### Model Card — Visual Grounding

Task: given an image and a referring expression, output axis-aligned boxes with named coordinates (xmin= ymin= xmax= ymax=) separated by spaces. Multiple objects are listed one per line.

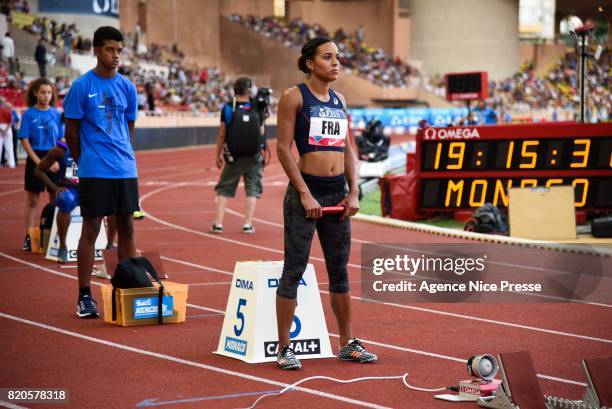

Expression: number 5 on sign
xmin=234 ymin=299 xmax=247 ymax=336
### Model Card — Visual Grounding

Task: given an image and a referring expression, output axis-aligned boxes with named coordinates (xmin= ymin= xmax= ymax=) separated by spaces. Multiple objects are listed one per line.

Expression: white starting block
xmin=45 ymin=206 xmax=107 ymax=262
xmin=215 ymin=261 xmax=335 ymax=363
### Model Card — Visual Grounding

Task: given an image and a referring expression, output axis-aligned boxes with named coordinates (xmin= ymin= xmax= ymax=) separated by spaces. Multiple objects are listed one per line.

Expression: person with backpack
xmin=211 ymin=77 xmax=268 ymax=234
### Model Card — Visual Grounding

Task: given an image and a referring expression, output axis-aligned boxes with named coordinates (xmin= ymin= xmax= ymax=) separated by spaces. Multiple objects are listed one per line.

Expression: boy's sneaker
xmin=22 ymin=235 xmax=31 ymax=252
xmin=242 ymin=224 xmax=255 ymax=234
xmin=277 ymin=346 xmax=302 ymax=370
xmin=339 ymin=339 xmax=377 ymax=363
xmin=210 ymin=224 xmax=223 ymax=234
xmin=76 ymin=295 xmax=100 ymax=319
xmin=57 ymin=247 xmax=68 ymax=263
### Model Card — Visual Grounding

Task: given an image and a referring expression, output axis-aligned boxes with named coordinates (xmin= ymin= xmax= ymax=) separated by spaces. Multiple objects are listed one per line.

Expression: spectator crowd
xmin=484 ymin=50 xmax=610 ymax=122
xmin=229 ymin=14 xmax=421 ymax=88
xmin=0 ymin=3 xmax=608 ymax=121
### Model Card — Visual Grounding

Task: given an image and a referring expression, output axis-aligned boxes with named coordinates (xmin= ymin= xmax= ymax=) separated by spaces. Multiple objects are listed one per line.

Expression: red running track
xmin=0 ymin=143 xmax=611 ymax=409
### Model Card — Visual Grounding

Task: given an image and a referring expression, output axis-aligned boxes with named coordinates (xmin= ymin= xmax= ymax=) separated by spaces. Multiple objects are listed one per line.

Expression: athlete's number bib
xmin=308 ymin=106 xmax=348 ymax=147
xmin=65 ymin=159 xmax=79 ymax=183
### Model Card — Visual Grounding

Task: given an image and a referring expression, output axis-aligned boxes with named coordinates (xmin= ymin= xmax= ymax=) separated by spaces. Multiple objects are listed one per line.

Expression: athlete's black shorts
xmin=24 ymin=150 xmax=62 ymax=193
xmin=79 ymin=177 xmax=140 ymax=218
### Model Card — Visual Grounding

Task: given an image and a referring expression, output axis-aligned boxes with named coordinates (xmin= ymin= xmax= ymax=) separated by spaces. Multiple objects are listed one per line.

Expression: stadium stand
xmin=0 ymin=3 xmax=607 ymax=121
xmin=229 ymin=14 xmax=422 ymax=89
xmin=486 ymin=51 xmax=610 ymax=122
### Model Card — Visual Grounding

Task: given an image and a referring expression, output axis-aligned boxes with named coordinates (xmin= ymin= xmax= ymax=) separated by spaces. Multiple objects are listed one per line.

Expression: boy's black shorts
xmin=25 ymin=150 xmax=62 ymax=193
xmin=79 ymin=177 xmax=140 ymax=218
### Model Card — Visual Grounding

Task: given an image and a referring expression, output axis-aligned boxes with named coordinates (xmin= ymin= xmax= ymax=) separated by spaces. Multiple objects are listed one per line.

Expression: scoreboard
xmin=415 ymin=122 xmax=612 ymax=211
xmin=444 ymin=71 xmax=488 ymax=101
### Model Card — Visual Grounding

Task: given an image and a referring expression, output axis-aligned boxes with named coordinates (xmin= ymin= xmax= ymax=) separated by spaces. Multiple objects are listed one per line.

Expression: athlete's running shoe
xmin=210 ymin=224 xmax=223 ymax=234
xmin=242 ymin=224 xmax=255 ymax=234
xmin=57 ymin=247 xmax=68 ymax=263
xmin=339 ymin=339 xmax=377 ymax=363
xmin=277 ymin=346 xmax=302 ymax=370
xmin=22 ymin=235 xmax=31 ymax=252
xmin=76 ymin=295 xmax=100 ymax=319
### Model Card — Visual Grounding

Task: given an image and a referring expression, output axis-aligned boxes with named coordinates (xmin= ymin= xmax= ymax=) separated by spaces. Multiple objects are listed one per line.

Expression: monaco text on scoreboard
xmin=415 ymin=122 xmax=612 ymax=211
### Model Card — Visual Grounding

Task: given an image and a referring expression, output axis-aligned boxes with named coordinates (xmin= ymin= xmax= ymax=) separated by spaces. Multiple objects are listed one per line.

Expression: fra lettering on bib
xmin=308 ymin=106 xmax=348 ymax=147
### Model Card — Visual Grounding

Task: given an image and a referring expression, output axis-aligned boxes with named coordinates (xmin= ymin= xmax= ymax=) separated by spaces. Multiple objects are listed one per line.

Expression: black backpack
xmin=40 ymin=203 xmax=55 ymax=231
xmin=111 ymin=256 xmax=165 ymax=324
xmin=224 ymin=99 xmax=262 ymax=157
xmin=39 ymin=203 xmax=56 ymax=250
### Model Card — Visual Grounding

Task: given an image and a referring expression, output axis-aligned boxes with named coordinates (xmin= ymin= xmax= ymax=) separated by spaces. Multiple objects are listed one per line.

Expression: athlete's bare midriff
xmin=298 ymin=151 xmax=344 ymax=177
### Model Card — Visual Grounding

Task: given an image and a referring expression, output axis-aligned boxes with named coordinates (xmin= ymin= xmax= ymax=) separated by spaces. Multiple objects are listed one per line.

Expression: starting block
xmin=478 ymin=351 xmax=548 ymax=409
xmin=478 ymin=352 xmax=611 ymax=409
xmin=546 ymin=357 xmax=612 ymax=409
xmin=45 ymin=206 xmax=107 ymax=262
xmin=215 ymin=261 xmax=334 ymax=363
xmin=581 ymin=357 xmax=612 ymax=408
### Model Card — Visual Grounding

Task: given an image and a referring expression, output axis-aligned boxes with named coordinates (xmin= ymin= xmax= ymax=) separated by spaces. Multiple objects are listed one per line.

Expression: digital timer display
xmin=416 ymin=123 xmax=612 ymax=210
xmin=422 ymin=138 xmax=612 ymax=171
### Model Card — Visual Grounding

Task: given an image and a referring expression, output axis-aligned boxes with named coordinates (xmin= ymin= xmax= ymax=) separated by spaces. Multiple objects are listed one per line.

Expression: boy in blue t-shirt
xmin=63 ymin=26 xmax=139 ymax=319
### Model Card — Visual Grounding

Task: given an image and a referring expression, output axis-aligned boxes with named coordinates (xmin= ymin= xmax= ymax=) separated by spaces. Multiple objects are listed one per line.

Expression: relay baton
xmin=321 ymin=206 xmax=346 ymax=214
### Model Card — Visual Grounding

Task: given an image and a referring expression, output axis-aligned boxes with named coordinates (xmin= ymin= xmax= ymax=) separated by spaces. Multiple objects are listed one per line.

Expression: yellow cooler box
xmin=101 ymin=281 xmax=188 ymax=326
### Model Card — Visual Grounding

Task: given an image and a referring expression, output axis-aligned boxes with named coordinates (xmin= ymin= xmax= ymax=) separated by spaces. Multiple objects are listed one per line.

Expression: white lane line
xmin=142 ymin=182 xmax=612 ymax=304
xmin=223 ymin=207 xmax=371 ymax=245
xmin=326 ymin=333 xmax=587 ymax=387
xmin=225 ymin=209 xmax=612 ymax=303
xmin=187 ymin=280 xmax=366 ymax=287
xmin=0 ymin=253 xmax=226 ymax=316
xmin=324 ymin=289 xmax=612 ymax=345
xmin=6 ymin=251 xmax=610 ymax=346
xmin=160 ymin=255 xmax=234 ymax=276
xmin=140 ymin=184 xmax=362 ymax=269
xmin=0 ymin=312 xmax=391 ymax=409
xmin=186 ymin=304 xmax=225 ymax=314
xmin=0 ymin=252 xmax=593 ymax=387
xmin=0 ymin=400 xmax=30 ymax=409
xmin=142 ymin=181 xmax=287 ymax=188
xmin=140 ymin=159 xmax=284 ymax=183
xmin=189 ymin=281 xmax=233 ymax=286
xmin=0 ymin=188 xmax=23 ymax=197
xmin=142 ymin=188 xmax=612 ymax=341
xmin=158 ymin=254 xmax=612 ymax=346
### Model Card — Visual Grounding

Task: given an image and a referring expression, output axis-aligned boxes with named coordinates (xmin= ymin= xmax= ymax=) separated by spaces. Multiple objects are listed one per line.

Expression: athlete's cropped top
xmin=294 ymin=83 xmax=347 ymax=156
